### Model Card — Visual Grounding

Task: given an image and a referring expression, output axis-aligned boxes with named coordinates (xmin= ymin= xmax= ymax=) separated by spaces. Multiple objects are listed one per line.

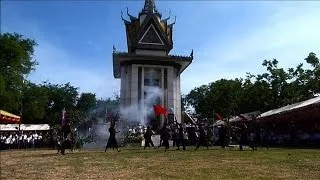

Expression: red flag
xmin=215 ymin=113 xmax=223 ymax=120
xmin=153 ymin=105 xmax=167 ymax=116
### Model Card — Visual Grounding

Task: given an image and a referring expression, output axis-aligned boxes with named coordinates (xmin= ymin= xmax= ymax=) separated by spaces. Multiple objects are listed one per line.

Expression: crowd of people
xmin=121 ymin=119 xmax=320 ymax=151
xmin=2 ymin=118 xmax=319 ymax=153
xmin=259 ymin=129 xmax=320 ymax=146
xmin=121 ymin=121 xmax=259 ymax=151
xmin=0 ymin=131 xmax=54 ymax=150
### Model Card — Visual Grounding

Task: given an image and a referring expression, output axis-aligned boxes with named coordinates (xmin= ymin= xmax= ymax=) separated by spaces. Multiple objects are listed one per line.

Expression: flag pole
xmin=212 ymin=109 xmax=215 ymax=139
xmin=62 ymin=107 xmax=66 ymax=126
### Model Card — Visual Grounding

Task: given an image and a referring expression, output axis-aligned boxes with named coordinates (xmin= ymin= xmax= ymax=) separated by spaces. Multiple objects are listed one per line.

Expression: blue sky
xmin=1 ymin=1 xmax=320 ymax=98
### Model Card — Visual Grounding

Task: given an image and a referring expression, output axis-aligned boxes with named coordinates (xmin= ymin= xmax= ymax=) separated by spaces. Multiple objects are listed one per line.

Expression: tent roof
xmin=260 ymin=96 xmax=320 ymax=118
xmin=0 ymin=110 xmax=20 ymax=119
xmin=213 ymin=120 xmax=226 ymax=126
xmin=0 ymin=124 xmax=50 ymax=131
xmin=229 ymin=111 xmax=262 ymax=123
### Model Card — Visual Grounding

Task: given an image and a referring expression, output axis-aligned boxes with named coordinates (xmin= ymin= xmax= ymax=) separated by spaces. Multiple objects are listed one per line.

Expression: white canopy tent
xmin=228 ymin=111 xmax=262 ymax=123
xmin=0 ymin=124 xmax=50 ymax=131
xmin=259 ymin=96 xmax=320 ymax=118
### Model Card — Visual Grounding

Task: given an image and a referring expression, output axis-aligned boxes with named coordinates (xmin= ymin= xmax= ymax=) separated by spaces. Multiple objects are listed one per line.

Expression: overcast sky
xmin=1 ymin=1 xmax=320 ymax=98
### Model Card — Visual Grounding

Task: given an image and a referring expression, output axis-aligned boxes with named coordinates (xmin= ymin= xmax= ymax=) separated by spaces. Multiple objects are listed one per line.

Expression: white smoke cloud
xmin=76 ymin=85 xmax=164 ymax=149
xmin=120 ymin=86 xmax=163 ymax=126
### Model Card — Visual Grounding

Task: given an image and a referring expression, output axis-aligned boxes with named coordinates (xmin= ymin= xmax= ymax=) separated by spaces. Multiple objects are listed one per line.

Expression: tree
xmin=208 ymin=78 xmax=244 ymax=118
xmin=186 ymin=79 xmax=244 ymax=118
xmin=0 ymin=32 xmax=38 ymax=113
xmin=304 ymin=52 xmax=320 ymax=96
xmin=77 ymin=93 xmax=97 ymax=112
xmin=21 ymin=81 xmax=49 ymax=123
xmin=41 ymin=82 xmax=79 ymax=125
xmin=181 ymin=94 xmax=187 ymax=112
xmin=186 ymin=52 xmax=320 ymax=118
xmin=43 ymin=82 xmax=79 ymax=112
xmin=186 ymin=85 xmax=210 ymax=118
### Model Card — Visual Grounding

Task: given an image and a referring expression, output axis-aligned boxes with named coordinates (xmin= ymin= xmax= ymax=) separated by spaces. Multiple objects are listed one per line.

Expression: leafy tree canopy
xmin=186 ymin=52 xmax=320 ymax=119
xmin=0 ymin=32 xmax=38 ymax=114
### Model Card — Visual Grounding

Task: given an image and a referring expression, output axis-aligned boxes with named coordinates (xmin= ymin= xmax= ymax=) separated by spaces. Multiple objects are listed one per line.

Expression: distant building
xmin=112 ymin=0 xmax=193 ymax=129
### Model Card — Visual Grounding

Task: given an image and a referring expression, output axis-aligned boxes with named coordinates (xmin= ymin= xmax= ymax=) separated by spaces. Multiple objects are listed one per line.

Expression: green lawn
xmin=1 ymin=147 xmax=320 ymax=180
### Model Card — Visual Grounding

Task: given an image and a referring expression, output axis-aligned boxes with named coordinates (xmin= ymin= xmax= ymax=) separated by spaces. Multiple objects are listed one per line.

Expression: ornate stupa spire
xmin=140 ymin=0 xmax=161 ymax=18
xmin=143 ymin=0 xmax=155 ymax=13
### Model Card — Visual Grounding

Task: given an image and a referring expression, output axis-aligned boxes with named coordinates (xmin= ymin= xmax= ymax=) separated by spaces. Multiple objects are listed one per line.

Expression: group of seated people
xmin=262 ymin=129 xmax=320 ymax=146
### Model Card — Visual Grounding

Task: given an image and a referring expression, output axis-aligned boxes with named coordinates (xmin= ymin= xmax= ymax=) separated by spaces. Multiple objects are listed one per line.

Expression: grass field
xmin=1 ymin=147 xmax=320 ymax=180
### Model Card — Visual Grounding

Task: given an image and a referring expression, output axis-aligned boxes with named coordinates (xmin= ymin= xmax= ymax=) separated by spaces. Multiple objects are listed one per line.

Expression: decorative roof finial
xmin=121 ymin=11 xmax=130 ymax=24
xmin=113 ymin=44 xmax=117 ymax=53
xmin=141 ymin=0 xmax=161 ymax=17
xmin=162 ymin=10 xmax=171 ymax=22
xmin=168 ymin=16 xmax=176 ymax=27
xmin=143 ymin=0 xmax=156 ymax=13
xmin=190 ymin=49 xmax=194 ymax=58
xmin=126 ymin=7 xmax=138 ymax=21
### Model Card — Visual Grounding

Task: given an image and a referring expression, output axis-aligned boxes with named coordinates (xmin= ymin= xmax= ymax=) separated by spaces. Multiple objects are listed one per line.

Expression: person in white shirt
xmin=11 ymin=136 xmax=15 ymax=144
xmin=5 ymin=135 xmax=11 ymax=149
xmin=27 ymin=134 xmax=32 ymax=148
xmin=23 ymin=134 xmax=27 ymax=148
xmin=33 ymin=133 xmax=39 ymax=147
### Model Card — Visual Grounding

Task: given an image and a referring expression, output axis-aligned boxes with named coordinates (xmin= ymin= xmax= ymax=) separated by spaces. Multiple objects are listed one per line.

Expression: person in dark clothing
xmin=219 ymin=125 xmax=228 ymax=148
xmin=172 ymin=127 xmax=179 ymax=149
xmin=195 ymin=125 xmax=209 ymax=150
xmin=258 ymin=129 xmax=269 ymax=150
xmin=239 ymin=124 xmax=248 ymax=151
xmin=105 ymin=121 xmax=120 ymax=152
xmin=160 ymin=124 xmax=170 ymax=151
xmin=144 ymin=126 xmax=156 ymax=149
xmin=177 ymin=124 xmax=186 ymax=150
xmin=58 ymin=123 xmax=73 ymax=155
xmin=62 ymin=123 xmax=72 ymax=139
xmin=253 ymin=127 xmax=261 ymax=150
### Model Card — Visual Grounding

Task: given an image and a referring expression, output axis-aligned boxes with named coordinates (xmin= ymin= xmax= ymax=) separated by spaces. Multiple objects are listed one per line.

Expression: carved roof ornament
xmin=126 ymin=7 xmax=138 ymax=21
xmin=168 ymin=16 xmax=176 ymax=27
xmin=190 ymin=49 xmax=194 ymax=58
xmin=121 ymin=11 xmax=130 ymax=24
xmin=161 ymin=10 xmax=171 ymax=22
xmin=113 ymin=45 xmax=117 ymax=53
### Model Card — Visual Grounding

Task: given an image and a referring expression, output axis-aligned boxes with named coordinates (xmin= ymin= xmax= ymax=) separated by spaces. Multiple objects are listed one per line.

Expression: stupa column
xmin=131 ymin=65 xmax=139 ymax=119
xmin=141 ymin=66 xmax=145 ymax=124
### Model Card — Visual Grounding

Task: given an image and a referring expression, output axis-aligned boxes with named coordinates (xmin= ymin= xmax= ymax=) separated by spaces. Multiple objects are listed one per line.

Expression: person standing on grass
xmin=144 ymin=126 xmax=156 ymax=150
xmin=160 ymin=124 xmax=170 ymax=152
xmin=176 ymin=124 xmax=186 ymax=150
xmin=239 ymin=123 xmax=248 ymax=151
xmin=105 ymin=120 xmax=120 ymax=152
xmin=171 ymin=124 xmax=179 ymax=149
xmin=183 ymin=128 xmax=189 ymax=148
xmin=195 ymin=125 xmax=209 ymax=150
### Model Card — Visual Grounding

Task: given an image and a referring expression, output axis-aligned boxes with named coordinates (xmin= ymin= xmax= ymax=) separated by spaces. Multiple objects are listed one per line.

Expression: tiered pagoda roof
xmin=121 ymin=0 xmax=176 ymax=54
xmin=112 ymin=0 xmax=193 ymax=78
